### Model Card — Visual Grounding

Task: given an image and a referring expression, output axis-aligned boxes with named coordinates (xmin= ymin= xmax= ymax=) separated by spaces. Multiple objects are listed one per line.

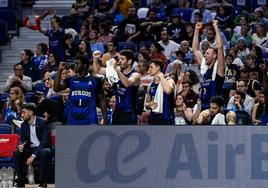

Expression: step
xmin=35 ymin=1 xmax=74 ymax=4
xmin=33 ymin=4 xmax=71 ymax=8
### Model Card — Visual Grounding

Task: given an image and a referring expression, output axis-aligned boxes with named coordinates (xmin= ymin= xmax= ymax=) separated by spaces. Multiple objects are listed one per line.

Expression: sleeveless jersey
xmin=148 ymin=82 xmax=174 ymax=123
xmin=114 ymin=70 xmax=139 ymax=113
xmin=67 ymin=75 xmax=101 ymax=125
xmin=200 ymin=65 xmax=224 ymax=109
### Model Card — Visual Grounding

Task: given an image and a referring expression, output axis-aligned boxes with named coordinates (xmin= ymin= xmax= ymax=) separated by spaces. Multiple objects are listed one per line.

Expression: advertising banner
xmin=56 ymin=126 xmax=268 ymax=188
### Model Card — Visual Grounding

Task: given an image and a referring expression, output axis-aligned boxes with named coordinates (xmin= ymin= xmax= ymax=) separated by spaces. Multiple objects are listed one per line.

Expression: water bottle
xmin=27 ymin=165 xmax=35 ymax=184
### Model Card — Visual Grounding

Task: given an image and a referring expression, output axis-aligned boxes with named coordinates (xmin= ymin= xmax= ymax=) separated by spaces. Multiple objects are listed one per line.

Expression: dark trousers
xmin=13 ymin=147 xmax=51 ymax=183
xmin=112 ymin=109 xmax=137 ymax=125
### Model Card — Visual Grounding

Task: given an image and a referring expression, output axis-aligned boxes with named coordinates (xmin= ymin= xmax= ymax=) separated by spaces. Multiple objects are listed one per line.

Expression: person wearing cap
xmin=254 ymin=7 xmax=268 ymax=30
xmin=236 ymin=37 xmax=250 ymax=63
xmin=13 ymin=103 xmax=51 ymax=188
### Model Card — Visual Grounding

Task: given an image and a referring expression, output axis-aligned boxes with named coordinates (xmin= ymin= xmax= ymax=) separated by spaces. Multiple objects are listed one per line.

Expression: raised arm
xmin=213 ymin=20 xmax=225 ymax=77
xmin=192 ymin=22 xmax=204 ymax=65
xmin=115 ymin=68 xmax=140 ymax=87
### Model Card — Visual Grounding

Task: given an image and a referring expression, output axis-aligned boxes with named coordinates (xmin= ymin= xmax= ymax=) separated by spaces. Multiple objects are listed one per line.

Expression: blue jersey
xmin=114 ymin=70 xmax=138 ymax=113
xmin=67 ymin=75 xmax=102 ymax=125
xmin=47 ymin=28 xmax=65 ymax=60
xmin=148 ymin=82 xmax=174 ymax=124
xmin=200 ymin=66 xmax=224 ymax=109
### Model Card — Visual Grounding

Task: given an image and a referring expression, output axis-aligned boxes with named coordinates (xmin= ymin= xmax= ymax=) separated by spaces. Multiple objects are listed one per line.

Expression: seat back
xmin=0 ymin=134 xmax=20 ymax=157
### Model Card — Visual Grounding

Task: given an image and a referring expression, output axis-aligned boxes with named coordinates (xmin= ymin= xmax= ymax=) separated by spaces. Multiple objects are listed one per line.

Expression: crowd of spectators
xmin=1 ymin=0 xmax=268 ymax=127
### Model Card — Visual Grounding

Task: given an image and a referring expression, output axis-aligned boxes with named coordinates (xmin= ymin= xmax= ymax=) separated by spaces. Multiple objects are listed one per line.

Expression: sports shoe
xmin=12 ymin=119 xmax=23 ymax=128
xmin=12 ymin=182 xmax=25 ymax=188
xmin=37 ymin=183 xmax=47 ymax=188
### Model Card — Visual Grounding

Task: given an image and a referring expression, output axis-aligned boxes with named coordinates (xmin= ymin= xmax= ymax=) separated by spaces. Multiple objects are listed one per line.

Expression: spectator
xmin=0 ymin=87 xmax=25 ymax=132
xmin=192 ymin=21 xmax=225 ymax=109
xmin=78 ymin=39 xmax=92 ymax=60
xmin=245 ymin=54 xmax=263 ymax=82
xmin=4 ymin=63 xmax=32 ymax=92
xmin=235 ymin=37 xmax=251 ymax=63
xmin=190 ymin=0 xmax=212 ymax=24
xmin=140 ymin=8 xmax=164 ymax=42
xmin=62 ymin=0 xmax=90 ymax=31
xmin=89 ymin=30 xmax=105 ymax=54
xmin=233 ymin=15 xmax=252 ymax=34
xmin=13 ymin=103 xmax=52 ymax=188
xmin=150 ymin=42 xmax=168 ymax=70
xmin=225 ymin=54 xmax=240 ymax=83
xmin=228 ymin=47 xmax=244 ymax=70
xmin=39 ymin=16 xmax=66 ymax=61
xmin=184 ymin=23 xmax=195 ymax=46
xmin=36 ymin=98 xmax=64 ymax=133
xmin=19 ymin=49 xmax=39 ymax=82
xmin=32 ymin=43 xmax=48 ymax=76
xmin=174 ymin=94 xmax=192 ymax=125
xmin=183 ymin=70 xmax=201 ymax=93
xmin=110 ymin=0 xmax=133 ymax=19
xmin=253 ymin=7 xmax=268 ymax=30
xmin=102 ymin=40 xmax=120 ymax=67
xmin=229 ymin=90 xmax=252 ymax=125
xmin=64 ymin=33 xmax=80 ymax=63
xmin=148 ymin=0 xmax=167 ymax=21
xmin=145 ymin=59 xmax=175 ymax=125
xmin=116 ymin=6 xmax=141 ymax=42
xmin=215 ymin=5 xmax=232 ymax=34
xmin=252 ymin=21 xmax=268 ymax=53
xmin=78 ymin=22 xmax=90 ymax=41
xmin=171 ymin=0 xmax=193 ymax=22
xmin=167 ymin=14 xmax=187 ymax=44
xmin=252 ymin=91 xmax=266 ymax=125
xmin=227 ymin=80 xmax=254 ymax=115
xmin=97 ymin=22 xmax=114 ymax=46
xmin=179 ymin=79 xmax=199 ymax=108
xmin=159 ymin=29 xmax=180 ymax=61
xmin=197 ymin=96 xmax=226 ymax=125
xmin=231 ymin=24 xmax=252 ymax=48
xmin=42 ymin=52 xmax=60 ymax=76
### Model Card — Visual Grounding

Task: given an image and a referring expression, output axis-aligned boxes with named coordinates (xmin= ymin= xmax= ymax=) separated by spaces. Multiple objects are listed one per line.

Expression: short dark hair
xmin=13 ymin=63 xmax=22 ymax=70
xmin=210 ymin=96 xmax=225 ymax=108
xmin=235 ymin=90 xmax=246 ymax=101
xmin=150 ymin=59 xmax=164 ymax=72
xmin=120 ymin=49 xmax=136 ymax=66
xmin=21 ymin=103 xmax=37 ymax=114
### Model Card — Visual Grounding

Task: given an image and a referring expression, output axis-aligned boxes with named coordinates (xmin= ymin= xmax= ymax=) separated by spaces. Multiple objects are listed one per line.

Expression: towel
xmin=106 ymin=58 xmax=119 ymax=85
xmin=200 ymin=58 xmax=218 ymax=81
xmin=152 ymin=83 xmax=163 ymax=113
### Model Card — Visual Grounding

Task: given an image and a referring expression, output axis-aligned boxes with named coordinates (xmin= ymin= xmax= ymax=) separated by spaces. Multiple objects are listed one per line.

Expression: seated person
xmin=13 ymin=103 xmax=52 ymax=188
xmin=4 ymin=63 xmax=32 ymax=93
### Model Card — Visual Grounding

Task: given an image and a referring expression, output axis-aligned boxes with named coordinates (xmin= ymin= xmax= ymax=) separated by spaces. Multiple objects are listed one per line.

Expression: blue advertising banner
xmin=56 ymin=126 xmax=268 ymax=188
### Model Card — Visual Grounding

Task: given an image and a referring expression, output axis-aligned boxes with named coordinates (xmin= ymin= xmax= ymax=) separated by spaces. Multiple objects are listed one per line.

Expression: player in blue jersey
xmin=192 ymin=20 xmax=225 ymax=109
xmin=58 ymin=55 xmax=107 ymax=125
xmin=93 ymin=49 xmax=140 ymax=124
xmin=145 ymin=59 xmax=175 ymax=125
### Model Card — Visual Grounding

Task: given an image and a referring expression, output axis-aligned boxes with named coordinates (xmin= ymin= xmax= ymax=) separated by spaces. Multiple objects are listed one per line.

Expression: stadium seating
xmin=117 ymin=42 xmax=137 ymax=53
xmin=0 ymin=9 xmax=17 ymax=31
xmin=0 ymin=124 xmax=11 ymax=134
xmin=0 ymin=20 xmax=8 ymax=44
